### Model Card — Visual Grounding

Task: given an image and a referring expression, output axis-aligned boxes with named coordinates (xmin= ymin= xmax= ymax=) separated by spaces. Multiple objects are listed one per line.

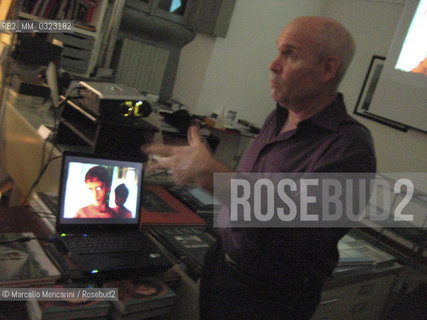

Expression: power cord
xmin=145 ymin=170 xmax=169 ymax=178
xmin=40 ymin=130 xmax=55 ymax=173
xmin=21 ymin=155 xmax=63 ymax=205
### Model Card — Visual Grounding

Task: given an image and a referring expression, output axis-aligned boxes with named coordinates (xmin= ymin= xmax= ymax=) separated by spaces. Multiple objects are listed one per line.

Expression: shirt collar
xmin=275 ymin=93 xmax=348 ymax=133
xmin=308 ymin=93 xmax=348 ymax=132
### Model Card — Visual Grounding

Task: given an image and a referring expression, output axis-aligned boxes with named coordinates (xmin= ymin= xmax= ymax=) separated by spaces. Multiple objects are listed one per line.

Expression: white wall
xmin=173 ymin=0 xmax=427 ymax=172
xmin=326 ymin=0 xmax=427 ymax=173
xmin=174 ymin=0 xmax=329 ymax=120
xmin=172 ymin=33 xmax=216 ymax=113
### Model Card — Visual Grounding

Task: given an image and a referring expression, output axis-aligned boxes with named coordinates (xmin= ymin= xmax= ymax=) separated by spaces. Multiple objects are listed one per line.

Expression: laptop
xmin=56 ymin=151 xmax=172 ymax=275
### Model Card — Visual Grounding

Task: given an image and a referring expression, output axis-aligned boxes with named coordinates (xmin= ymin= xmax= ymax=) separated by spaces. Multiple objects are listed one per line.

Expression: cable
xmin=40 ymin=131 xmax=54 ymax=173
xmin=145 ymin=170 xmax=169 ymax=178
xmin=30 ymin=210 xmax=55 ymax=219
xmin=21 ymin=155 xmax=62 ymax=205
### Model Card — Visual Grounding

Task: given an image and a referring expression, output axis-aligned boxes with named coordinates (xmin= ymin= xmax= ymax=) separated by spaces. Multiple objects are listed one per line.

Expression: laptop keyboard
xmin=62 ymin=233 xmax=155 ymax=255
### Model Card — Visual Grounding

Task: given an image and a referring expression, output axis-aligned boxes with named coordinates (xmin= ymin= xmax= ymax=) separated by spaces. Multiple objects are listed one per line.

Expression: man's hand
xmin=142 ymin=126 xmax=230 ymax=190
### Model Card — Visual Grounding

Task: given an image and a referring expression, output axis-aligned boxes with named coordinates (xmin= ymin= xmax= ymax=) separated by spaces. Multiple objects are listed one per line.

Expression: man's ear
xmin=321 ymin=56 xmax=340 ymax=83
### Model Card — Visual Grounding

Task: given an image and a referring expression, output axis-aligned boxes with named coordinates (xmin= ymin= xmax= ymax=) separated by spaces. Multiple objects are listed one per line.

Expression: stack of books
xmin=335 ymin=233 xmax=397 ymax=275
xmin=0 ymin=232 xmax=61 ymax=287
xmin=26 ymin=284 xmax=111 ymax=320
xmin=140 ymin=185 xmax=206 ymax=227
xmin=104 ymin=279 xmax=176 ymax=320
xmin=149 ymin=227 xmax=216 ymax=280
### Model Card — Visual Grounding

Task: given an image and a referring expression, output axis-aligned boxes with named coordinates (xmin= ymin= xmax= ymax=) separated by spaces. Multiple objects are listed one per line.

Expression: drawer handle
xmin=320 ymin=298 xmax=339 ymax=305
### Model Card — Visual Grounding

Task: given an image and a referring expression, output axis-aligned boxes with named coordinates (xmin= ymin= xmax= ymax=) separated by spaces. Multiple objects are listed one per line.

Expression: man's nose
xmin=269 ymin=56 xmax=281 ymax=73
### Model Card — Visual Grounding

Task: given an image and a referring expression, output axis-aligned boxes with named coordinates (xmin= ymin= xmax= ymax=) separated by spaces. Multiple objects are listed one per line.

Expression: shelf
xmin=19 ymin=11 xmax=97 ymax=35
xmin=73 ymin=26 xmax=97 ymax=37
xmin=19 ymin=0 xmax=109 ymax=78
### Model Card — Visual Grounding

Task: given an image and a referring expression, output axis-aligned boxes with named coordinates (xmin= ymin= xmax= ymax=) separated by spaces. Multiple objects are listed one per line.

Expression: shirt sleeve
xmin=315 ymin=124 xmax=376 ymax=174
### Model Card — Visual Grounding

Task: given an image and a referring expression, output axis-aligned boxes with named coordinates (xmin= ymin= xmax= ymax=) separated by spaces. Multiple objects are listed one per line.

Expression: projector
xmin=72 ymin=81 xmax=152 ymax=120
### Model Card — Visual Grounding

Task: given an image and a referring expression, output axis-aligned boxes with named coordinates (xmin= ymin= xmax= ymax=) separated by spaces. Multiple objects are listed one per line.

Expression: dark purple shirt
xmin=219 ymin=93 xmax=376 ymax=282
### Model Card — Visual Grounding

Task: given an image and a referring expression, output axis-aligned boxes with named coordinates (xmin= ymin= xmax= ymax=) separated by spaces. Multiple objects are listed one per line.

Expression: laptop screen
xmin=57 ymin=151 xmax=144 ymax=231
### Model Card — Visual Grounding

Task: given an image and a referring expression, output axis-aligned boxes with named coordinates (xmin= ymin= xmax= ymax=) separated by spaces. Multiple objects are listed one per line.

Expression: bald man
xmin=144 ymin=16 xmax=376 ymax=320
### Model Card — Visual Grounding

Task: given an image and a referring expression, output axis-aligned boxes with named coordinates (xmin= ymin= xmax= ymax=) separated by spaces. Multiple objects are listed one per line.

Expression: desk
xmin=0 ymin=206 xmax=404 ymax=320
xmin=0 ymin=205 xmax=200 ymax=320
xmin=0 ymin=96 xmax=202 ymax=319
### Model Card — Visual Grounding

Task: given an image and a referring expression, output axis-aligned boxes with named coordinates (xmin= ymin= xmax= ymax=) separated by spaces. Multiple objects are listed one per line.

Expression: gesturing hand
xmin=142 ymin=126 xmax=222 ymax=189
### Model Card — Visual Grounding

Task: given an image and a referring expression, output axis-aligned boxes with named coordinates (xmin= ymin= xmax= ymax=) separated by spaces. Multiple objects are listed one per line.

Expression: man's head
xmin=269 ymin=16 xmax=355 ymax=110
xmin=85 ymin=166 xmax=111 ymax=206
xmin=114 ymin=183 xmax=129 ymax=206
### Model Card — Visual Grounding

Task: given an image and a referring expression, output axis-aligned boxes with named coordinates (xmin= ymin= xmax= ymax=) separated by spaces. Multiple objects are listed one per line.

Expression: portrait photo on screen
xmin=63 ymin=162 xmax=139 ymax=219
xmin=395 ymin=0 xmax=427 ymax=75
